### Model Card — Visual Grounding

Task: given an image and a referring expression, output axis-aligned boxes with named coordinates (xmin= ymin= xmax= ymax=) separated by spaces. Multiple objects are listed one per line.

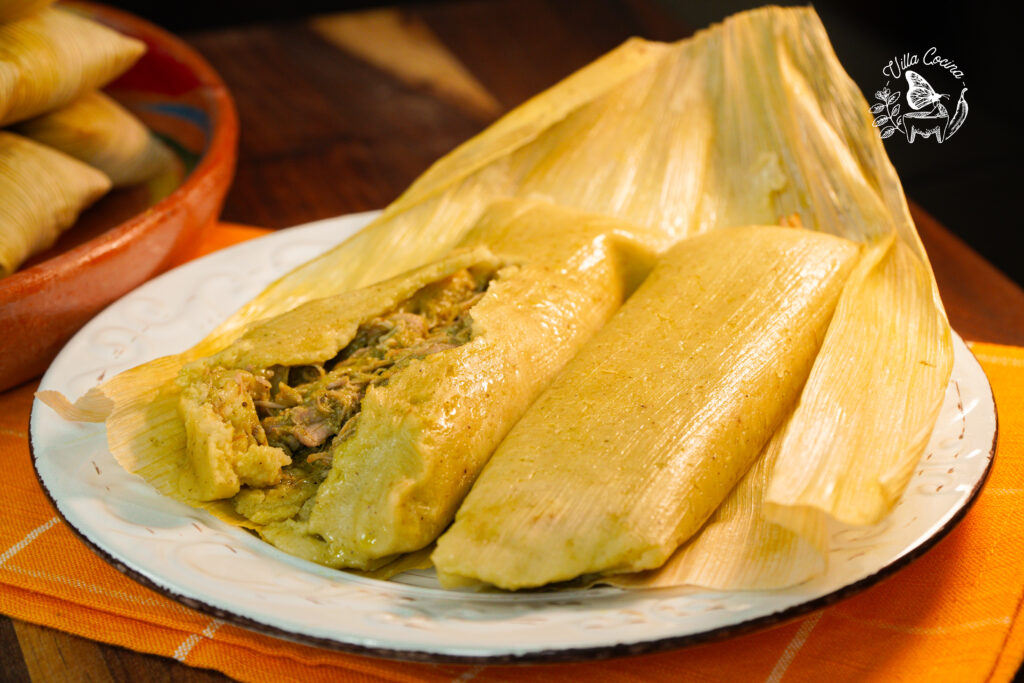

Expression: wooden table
xmin=3 ymin=0 xmax=1023 ymax=680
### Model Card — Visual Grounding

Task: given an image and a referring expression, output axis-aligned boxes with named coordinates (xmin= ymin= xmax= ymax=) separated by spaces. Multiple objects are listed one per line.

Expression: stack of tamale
xmin=0 ymin=0 xmax=173 ymax=277
xmin=43 ymin=6 xmax=953 ymax=592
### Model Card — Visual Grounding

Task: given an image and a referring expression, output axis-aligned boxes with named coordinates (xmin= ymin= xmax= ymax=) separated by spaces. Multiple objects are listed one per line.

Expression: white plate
xmin=30 ymin=213 xmax=997 ymax=663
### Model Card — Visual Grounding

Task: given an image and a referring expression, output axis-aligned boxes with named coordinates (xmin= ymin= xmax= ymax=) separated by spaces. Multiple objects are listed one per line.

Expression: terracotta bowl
xmin=0 ymin=1 xmax=238 ymax=391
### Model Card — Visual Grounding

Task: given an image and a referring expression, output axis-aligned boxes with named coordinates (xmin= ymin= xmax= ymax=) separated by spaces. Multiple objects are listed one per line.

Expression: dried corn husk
xmin=764 ymin=233 xmax=952 ymax=528
xmin=14 ymin=91 xmax=174 ymax=187
xmin=0 ymin=0 xmax=53 ymax=23
xmin=0 ymin=8 xmax=145 ymax=126
xmin=43 ymin=6 xmax=952 ymax=590
xmin=432 ymin=227 xmax=859 ymax=590
xmin=0 ymin=131 xmax=111 ymax=276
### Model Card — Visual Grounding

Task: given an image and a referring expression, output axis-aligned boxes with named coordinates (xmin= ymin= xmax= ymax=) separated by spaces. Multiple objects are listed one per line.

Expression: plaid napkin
xmin=2 ymin=223 xmax=1022 ymax=682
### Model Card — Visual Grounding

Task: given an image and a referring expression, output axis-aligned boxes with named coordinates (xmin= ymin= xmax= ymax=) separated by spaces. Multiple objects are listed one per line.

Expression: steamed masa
xmin=173 ymin=200 xmax=664 ymax=569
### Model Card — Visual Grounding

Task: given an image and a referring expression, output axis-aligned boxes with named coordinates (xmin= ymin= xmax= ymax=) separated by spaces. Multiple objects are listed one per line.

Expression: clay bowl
xmin=0 ymin=1 xmax=238 ymax=391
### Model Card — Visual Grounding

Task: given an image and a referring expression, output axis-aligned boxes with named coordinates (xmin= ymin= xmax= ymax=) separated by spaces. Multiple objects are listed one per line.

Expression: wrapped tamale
xmin=432 ymin=226 xmax=859 ymax=590
xmin=0 ymin=8 xmax=145 ymax=126
xmin=14 ymin=91 xmax=174 ymax=187
xmin=0 ymin=131 xmax=111 ymax=277
xmin=0 ymin=0 xmax=53 ymax=23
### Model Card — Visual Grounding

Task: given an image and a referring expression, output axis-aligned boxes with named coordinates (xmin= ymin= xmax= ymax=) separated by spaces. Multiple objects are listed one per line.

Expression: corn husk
xmin=14 ymin=91 xmax=174 ymax=187
xmin=0 ymin=0 xmax=53 ymax=23
xmin=0 ymin=131 xmax=111 ymax=276
xmin=764 ymin=233 xmax=952 ymax=529
xmin=0 ymin=8 xmax=145 ymax=126
xmin=432 ymin=227 xmax=859 ymax=590
xmin=43 ymin=7 xmax=952 ymax=590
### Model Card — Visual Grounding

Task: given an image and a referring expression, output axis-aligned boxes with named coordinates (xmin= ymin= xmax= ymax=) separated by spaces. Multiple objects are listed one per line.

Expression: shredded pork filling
xmin=228 ymin=268 xmax=493 ymax=523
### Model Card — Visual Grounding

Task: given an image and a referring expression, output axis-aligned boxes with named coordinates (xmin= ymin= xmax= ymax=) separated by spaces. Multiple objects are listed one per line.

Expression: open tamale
xmin=0 ymin=131 xmax=111 ymax=277
xmin=0 ymin=8 xmax=145 ymax=126
xmin=14 ymin=91 xmax=175 ymax=187
xmin=432 ymin=226 xmax=859 ymax=590
xmin=44 ymin=200 xmax=665 ymax=570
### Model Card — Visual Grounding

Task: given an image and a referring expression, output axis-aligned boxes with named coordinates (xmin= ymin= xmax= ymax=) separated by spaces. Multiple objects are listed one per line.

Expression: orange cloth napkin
xmin=2 ymin=223 xmax=1023 ymax=682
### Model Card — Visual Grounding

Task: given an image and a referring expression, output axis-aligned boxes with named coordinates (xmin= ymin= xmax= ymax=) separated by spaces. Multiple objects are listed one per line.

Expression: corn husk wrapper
xmin=0 ymin=8 xmax=145 ymax=126
xmin=0 ymin=131 xmax=111 ymax=277
xmin=14 ymin=91 xmax=174 ymax=187
xmin=0 ymin=0 xmax=53 ymax=23
xmin=764 ymin=233 xmax=951 ymax=529
xmin=42 ymin=7 xmax=952 ymax=590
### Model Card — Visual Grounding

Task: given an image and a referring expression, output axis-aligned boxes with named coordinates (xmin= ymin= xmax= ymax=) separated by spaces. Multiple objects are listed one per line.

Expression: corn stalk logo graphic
xmin=873 ymin=70 xmax=968 ymax=143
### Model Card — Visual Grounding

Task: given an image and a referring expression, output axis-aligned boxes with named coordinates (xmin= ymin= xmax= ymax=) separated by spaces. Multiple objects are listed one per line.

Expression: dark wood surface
xmin=4 ymin=0 xmax=1023 ymax=680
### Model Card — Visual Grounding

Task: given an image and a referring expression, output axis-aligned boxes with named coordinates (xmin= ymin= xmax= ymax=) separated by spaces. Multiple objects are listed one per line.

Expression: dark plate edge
xmin=26 ymin=341 xmax=999 ymax=666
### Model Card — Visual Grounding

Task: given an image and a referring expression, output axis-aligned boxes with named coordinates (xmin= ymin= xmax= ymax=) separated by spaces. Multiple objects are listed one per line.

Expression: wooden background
xmin=3 ymin=0 xmax=1023 ymax=680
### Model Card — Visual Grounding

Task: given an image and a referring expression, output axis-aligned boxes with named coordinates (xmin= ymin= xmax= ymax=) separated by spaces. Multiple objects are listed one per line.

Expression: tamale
xmin=432 ymin=226 xmax=859 ymax=590
xmin=14 ymin=91 xmax=174 ymax=187
xmin=0 ymin=8 xmax=145 ymax=126
xmin=0 ymin=131 xmax=111 ymax=277
xmin=45 ymin=200 xmax=665 ymax=570
xmin=0 ymin=0 xmax=52 ymax=23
